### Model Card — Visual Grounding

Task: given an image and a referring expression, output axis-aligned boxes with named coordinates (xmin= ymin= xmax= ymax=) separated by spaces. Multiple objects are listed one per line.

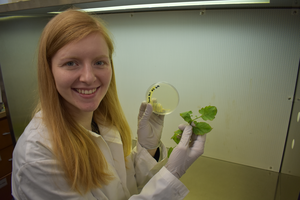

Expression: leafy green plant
xmin=168 ymin=106 xmax=217 ymax=157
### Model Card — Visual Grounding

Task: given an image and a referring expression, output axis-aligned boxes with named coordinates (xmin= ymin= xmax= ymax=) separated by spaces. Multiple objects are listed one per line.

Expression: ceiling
xmin=0 ymin=0 xmax=299 ymax=17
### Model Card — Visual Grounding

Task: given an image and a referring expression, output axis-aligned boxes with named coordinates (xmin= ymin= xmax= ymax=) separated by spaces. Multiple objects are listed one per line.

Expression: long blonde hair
xmin=36 ymin=9 xmax=132 ymax=194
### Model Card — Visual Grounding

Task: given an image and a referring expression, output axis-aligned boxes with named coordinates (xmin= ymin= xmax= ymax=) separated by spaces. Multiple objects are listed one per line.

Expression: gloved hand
xmin=137 ymin=101 xmax=165 ymax=149
xmin=165 ymin=124 xmax=206 ymax=179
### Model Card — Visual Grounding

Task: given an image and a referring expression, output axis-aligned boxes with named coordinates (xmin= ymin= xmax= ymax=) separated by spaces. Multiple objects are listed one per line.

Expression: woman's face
xmin=51 ymin=32 xmax=112 ymax=116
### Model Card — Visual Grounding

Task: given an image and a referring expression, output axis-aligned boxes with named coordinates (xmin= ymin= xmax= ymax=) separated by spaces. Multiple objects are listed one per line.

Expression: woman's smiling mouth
xmin=74 ymin=87 xmax=99 ymax=95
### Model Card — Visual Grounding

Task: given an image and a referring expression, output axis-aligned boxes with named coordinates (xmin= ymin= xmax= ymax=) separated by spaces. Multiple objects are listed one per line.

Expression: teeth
xmin=76 ymin=88 xmax=97 ymax=94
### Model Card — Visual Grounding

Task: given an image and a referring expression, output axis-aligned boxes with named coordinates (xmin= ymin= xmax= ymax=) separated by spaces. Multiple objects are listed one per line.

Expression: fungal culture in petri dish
xmin=146 ymin=82 xmax=179 ymax=115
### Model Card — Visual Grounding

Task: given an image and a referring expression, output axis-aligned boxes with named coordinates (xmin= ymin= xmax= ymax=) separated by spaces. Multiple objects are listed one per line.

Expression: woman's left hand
xmin=137 ymin=102 xmax=165 ymax=150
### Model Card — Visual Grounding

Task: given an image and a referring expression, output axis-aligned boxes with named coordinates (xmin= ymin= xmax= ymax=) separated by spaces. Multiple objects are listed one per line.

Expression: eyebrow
xmin=58 ymin=55 xmax=110 ymax=61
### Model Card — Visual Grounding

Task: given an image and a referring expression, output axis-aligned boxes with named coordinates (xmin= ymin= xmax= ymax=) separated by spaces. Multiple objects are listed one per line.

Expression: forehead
xmin=54 ymin=33 xmax=109 ymax=59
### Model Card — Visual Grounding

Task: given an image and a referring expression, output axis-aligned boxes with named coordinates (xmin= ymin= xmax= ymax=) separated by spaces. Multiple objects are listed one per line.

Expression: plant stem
xmin=192 ymin=116 xmax=202 ymax=121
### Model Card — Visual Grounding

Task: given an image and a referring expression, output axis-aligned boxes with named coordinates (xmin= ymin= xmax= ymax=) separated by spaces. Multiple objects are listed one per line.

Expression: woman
xmin=11 ymin=9 xmax=206 ymax=200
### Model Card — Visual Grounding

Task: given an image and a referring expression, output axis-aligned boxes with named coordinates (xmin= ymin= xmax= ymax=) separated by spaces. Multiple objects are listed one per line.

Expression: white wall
xmin=0 ymin=15 xmax=44 ymax=136
xmin=100 ymin=9 xmax=300 ymax=172
xmin=0 ymin=0 xmax=9 ymax=5
xmin=0 ymin=9 xmax=299 ymax=172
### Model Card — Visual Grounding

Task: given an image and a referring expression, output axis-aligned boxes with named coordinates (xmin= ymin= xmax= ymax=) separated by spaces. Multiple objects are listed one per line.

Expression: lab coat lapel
xmin=90 ymin=131 xmax=115 ymax=168
xmin=98 ymin=126 xmax=131 ymax=197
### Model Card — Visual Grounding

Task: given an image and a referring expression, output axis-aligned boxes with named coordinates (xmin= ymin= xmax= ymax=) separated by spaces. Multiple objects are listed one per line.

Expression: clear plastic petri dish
xmin=145 ymin=82 xmax=179 ymax=115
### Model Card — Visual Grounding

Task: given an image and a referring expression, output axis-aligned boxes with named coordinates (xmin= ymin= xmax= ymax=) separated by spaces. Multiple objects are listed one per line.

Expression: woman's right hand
xmin=165 ymin=125 xmax=206 ymax=179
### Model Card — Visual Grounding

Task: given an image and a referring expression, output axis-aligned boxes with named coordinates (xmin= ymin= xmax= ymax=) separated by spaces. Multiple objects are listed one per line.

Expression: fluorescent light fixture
xmin=0 ymin=16 xmax=37 ymax=21
xmin=49 ymin=0 xmax=270 ymax=14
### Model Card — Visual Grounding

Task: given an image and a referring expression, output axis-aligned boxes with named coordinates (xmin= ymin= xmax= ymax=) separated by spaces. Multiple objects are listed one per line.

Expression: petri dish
xmin=145 ymin=82 xmax=179 ymax=115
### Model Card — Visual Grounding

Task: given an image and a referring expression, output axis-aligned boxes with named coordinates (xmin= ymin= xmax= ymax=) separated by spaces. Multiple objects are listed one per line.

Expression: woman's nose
xmin=79 ymin=64 xmax=96 ymax=84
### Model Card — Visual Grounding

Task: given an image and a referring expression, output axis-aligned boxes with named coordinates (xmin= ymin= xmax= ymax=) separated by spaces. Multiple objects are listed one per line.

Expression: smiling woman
xmin=11 ymin=8 xmax=207 ymax=200
xmin=51 ymin=32 xmax=112 ymax=125
xmin=15 ymin=9 xmax=128 ymax=195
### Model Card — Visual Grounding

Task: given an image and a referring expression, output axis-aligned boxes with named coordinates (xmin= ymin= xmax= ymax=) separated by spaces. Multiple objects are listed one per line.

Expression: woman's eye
xmin=95 ymin=61 xmax=105 ymax=66
xmin=65 ymin=61 xmax=76 ymax=66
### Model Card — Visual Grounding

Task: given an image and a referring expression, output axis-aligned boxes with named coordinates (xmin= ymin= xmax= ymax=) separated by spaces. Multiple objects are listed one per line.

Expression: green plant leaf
xmin=192 ymin=126 xmax=202 ymax=135
xmin=180 ymin=111 xmax=193 ymax=124
xmin=199 ymin=106 xmax=217 ymax=121
xmin=170 ymin=105 xmax=217 ymax=154
xmin=193 ymin=121 xmax=212 ymax=135
xmin=168 ymin=147 xmax=174 ymax=158
xmin=171 ymin=129 xmax=183 ymax=144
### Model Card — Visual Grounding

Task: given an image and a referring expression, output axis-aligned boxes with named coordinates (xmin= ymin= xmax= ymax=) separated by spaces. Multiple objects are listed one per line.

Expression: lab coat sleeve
xmin=130 ymin=141 xmax=189 ymax=200
xmin=11 ymin=117 xmax=100 ymax=200
xmin=14 ymin=160 xmax=98 ymax=200
xmin=130 ymin=167 xmax=189 ymax=200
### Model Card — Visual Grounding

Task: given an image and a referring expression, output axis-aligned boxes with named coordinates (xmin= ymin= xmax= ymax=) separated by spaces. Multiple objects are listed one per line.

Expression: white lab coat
xmin=11 ymin=112 xmax=189 ymax=200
